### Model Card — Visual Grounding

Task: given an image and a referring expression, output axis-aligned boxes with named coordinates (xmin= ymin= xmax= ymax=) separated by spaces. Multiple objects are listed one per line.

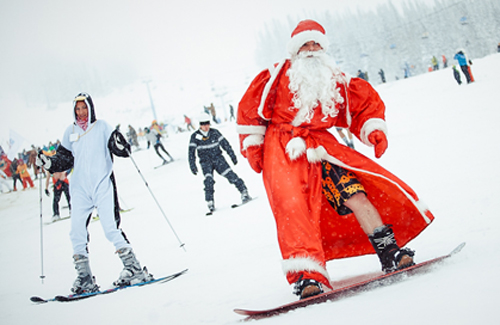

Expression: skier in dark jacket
xmin=189 ymin=115 xmax=251 ymax=213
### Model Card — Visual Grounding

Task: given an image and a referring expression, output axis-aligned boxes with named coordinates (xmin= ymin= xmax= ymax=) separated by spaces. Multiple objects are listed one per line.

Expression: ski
xmin=206 ymin=197 xmax=258 ymax=216
xmin=30 ymin=268 xmax=188 ymax=304
xmin=154 ymin=161 xmax=173 ymax=169
xmin=44 ymin=216 xmax=71 ymax=225
xmin=231 ymin=196 xmax=258 ymax=209
xmin=234 ymin=243 xmax=465 ymax=320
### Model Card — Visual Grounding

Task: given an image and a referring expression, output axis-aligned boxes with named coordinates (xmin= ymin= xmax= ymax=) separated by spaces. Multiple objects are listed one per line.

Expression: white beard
xmin=287 ymin=51 xmax=346 ymax=126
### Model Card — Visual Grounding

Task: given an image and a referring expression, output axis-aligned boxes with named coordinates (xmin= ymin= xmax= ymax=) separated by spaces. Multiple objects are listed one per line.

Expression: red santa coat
xmin=237 ymin=59 xmax=434 ymax=285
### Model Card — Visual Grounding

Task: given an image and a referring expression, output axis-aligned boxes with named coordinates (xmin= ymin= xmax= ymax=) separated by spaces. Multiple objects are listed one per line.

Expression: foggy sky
xmin=0 ymin=0 xmax=434 ymax=146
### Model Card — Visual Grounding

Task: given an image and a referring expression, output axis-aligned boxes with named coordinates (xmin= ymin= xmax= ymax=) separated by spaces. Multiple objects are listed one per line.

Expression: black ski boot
xmin=368 ymin=225 xmax=415 ymax=273
xmin=293 ymin=276 xmax=324 ymax=300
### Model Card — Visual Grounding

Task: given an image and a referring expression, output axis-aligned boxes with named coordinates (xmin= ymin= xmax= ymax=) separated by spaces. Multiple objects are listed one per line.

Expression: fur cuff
xmin=282 ymin=256 xmax=331 ymax=283
xmin=360 ymin=118 xmax=388 ymax=146
xmin=286 ymin=137 xmax=306 ymax=160
xmin=242 ymin=134 xmax=264 ymax=150
xmin=306 ymin=146 xmax=327 ymax=163
xmin=237 ymin=124 xmax=267 ymax=135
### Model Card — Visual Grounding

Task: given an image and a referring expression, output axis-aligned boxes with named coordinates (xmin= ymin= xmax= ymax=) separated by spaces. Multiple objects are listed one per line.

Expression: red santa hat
xmin=287 ymin=19 xmax=330 ymax=56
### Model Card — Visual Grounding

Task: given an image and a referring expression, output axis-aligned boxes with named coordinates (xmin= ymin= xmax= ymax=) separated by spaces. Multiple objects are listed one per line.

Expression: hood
xmin=73 ymin=92 xmax=96 ymax=124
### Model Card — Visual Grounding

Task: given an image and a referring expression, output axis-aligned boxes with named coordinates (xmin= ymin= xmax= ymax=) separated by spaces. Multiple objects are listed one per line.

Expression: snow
xmin=2 ymin=53 xmax=500 ymax=324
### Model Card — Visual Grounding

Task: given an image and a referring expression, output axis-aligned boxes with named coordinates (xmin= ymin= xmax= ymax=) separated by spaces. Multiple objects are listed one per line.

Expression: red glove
xmin=245 ymin=145 xmax=263 ymax=173
xmin=368 ymin=130 xmax=388 ymax=158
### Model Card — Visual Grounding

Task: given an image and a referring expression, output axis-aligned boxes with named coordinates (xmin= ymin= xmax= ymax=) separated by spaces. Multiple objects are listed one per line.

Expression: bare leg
xmin=344 ymin=193 xmax=383 ymax=234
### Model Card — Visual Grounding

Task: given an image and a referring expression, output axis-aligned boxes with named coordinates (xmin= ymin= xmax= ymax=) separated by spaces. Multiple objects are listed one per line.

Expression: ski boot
xmin=71 ymin=254 xmax=100 ymax=294
xmin=293 ymin=276 xmax=324 ymax=300
xmin=113 ymin=247 xmax=152 ymax=287
xmin=51 ymin=214 xmax=61 ymax=222
xmin=368 ymin=225 xmax=415 ymax=273
xmin=207 ymin=200 xmax=215 ymax=212
xmin=241 ymin=190 xmax=252 ymax=204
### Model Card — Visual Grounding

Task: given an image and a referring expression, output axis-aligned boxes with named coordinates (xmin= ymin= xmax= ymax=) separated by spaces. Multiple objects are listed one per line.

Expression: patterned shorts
xmin=321 ymin=161 xmax=366 ymax=215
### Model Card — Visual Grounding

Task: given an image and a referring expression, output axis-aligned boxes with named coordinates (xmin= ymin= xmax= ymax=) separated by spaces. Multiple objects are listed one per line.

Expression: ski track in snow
xmin=1 ymin=54 xmax=500 ymax=324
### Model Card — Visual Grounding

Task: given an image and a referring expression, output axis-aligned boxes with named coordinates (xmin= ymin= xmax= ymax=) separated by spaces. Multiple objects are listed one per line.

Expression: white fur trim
xmin=287 ymin=30 xmax=330 ymax=55
xmin=360 ymin=118 xmax=388 ymax=146
xmin=236 ymin=124 xmax=267 ymax=135
xmin=342 ymin=76 xmax=353 ymax=127
xmin=242 ymin=134 xmax=264 ymax=150
xmin=282 ymin=256 xmax=331 ymax=283
xmin=258 ymin=59 xmax=287 ymax=121
xmin=286 ymin=137 xmax=307 ymax=160
xmin=306 ymin=146 xmax=328 ymax=163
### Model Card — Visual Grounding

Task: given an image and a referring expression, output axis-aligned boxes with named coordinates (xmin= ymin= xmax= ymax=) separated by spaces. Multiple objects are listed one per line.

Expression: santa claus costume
xmin=237 ymin=20 xmax=434 ymax=296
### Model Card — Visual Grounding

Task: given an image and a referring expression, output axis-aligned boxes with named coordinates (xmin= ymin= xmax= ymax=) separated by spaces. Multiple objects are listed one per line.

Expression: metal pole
xmin=144 ymin=80 xmax=158 ymax=122
xmin=127 ymin=149 xmax=186 ymax=251
xmin=38 ymin=171 xmax=45 ymax=283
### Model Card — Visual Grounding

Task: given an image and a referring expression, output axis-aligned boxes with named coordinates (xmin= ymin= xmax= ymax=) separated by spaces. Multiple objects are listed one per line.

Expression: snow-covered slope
xmin=1 ymin=54 xmax=499 ymax=324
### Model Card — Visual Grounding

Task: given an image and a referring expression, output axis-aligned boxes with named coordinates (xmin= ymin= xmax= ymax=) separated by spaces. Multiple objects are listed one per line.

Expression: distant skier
xmin=188 ymin=114 xmax=251 ymax=213
xmin=357 ymin=69 xmax=367 ymax=81
xmin=36 ymin=92 xmax=152 ymax=294
xmin=145 ymin=127 xmax=174 ymax=165
xmin=431 ymin=56 xmax=439 ymax=70
xmin=184 ymin=115 xmax=195 ymax=131
xmin=454 ymin=49 xmax=474 ymax=83
xmin=45 ymin=171 xmax=71 ymax=222
xmin=16 ymin=159 xmax=35 ymax=190
xmin=229 ymin=105 xmax=236 ymax=121
xmin=335 ymin=128 xmax=355 ymax=149
xmin=127 ymin=125 xmax=140 ymax=150
xmin=442 ymin=54 xmax=448 ymax=68
xmin=9 ymin=158 xmax=22 ymax=191
xmin=378 ymin=69 xmax=386 ymax=83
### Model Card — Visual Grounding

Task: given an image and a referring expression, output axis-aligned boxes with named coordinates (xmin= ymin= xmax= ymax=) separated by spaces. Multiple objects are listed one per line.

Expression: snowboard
xmin=30 ymin=268 xmax=188 ymax=303
xmin=234 ymin=242 xmax=465 ymax=320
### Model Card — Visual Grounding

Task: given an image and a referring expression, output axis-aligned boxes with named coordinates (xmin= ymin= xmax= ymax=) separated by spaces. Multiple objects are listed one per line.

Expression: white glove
xmin=36 ymin=153 xmax=51 ymax=170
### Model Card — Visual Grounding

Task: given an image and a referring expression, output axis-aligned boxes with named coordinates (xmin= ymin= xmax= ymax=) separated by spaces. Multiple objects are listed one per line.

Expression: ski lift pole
xmin=126 ymin=149 xmax=186 ymax=251
xmin=38 ymin=170 xmax=46 ymax=283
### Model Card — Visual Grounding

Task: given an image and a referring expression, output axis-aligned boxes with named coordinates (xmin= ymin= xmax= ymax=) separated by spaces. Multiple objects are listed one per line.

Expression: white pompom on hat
xmin=287 ymin=19 xmax=330 ymax=56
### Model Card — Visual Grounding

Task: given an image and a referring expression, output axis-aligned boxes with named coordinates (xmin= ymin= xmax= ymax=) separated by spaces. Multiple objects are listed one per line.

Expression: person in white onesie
xmin=37 ymin=92 xmax=152 ymax=294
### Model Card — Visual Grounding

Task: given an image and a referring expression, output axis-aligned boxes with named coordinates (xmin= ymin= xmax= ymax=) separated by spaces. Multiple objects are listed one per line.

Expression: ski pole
xmin=38 ymin=169 xmax=45 ymax=283
xmin=126 ymin=149 xmax=186 ymax=251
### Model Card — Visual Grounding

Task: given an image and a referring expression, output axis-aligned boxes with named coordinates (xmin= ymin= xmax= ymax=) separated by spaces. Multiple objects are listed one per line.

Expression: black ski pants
xmin=201 ymin=157 xmax=246 ymax=202
xmin=53 ymin=181 xmax=71 ymax=216
xmin=154 ymin=143 xmax=172 ymax=161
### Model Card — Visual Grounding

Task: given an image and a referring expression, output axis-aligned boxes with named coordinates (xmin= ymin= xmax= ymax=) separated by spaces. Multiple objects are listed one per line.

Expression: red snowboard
xmin=235 ymin=243 xmax=465 ymax=320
